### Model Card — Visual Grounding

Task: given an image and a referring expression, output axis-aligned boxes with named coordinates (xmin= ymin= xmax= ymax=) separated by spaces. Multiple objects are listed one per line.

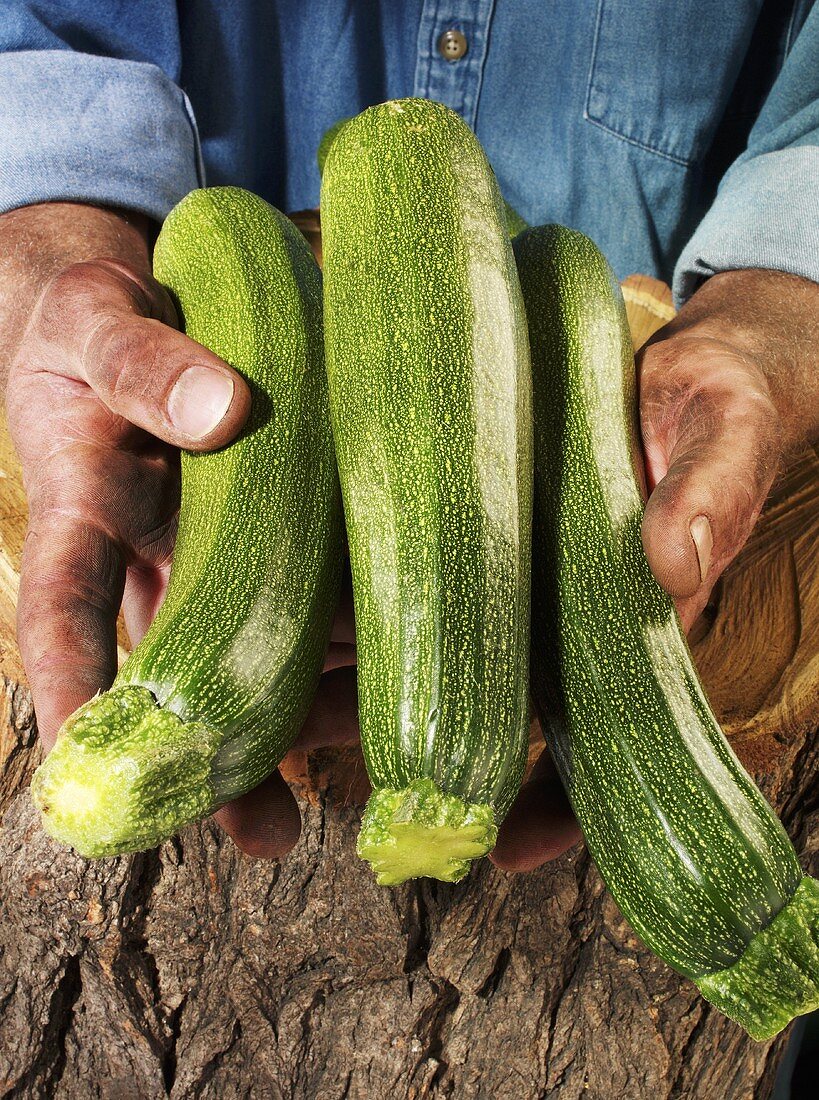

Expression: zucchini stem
xmin=31 ymin=685 xmax=218 ymax=858
xmin=696 ymin=876 xmax=819 ymax=1040
xmin=357 ymin=777 xmax=498 ymax=885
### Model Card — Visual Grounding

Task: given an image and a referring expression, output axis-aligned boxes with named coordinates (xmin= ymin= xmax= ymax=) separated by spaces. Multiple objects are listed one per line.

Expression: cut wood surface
xmin=1 ymin=249 xmax=818 ymax=1099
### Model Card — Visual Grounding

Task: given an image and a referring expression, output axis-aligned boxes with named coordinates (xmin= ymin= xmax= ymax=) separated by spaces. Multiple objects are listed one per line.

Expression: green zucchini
xmin=322 ymin=99 xmax=533 ymax=885
xmin=501 ymin=201 xmax=528 ymax=239
xmin=516 ymin=222 xmax=819 ymax=1040
xmin=317 ymin=114 xmax=529 ymax=238
xmin=32 ymin=187 xmax=342 ymax=857
xmin=317 ymin=117 xmax=350 ymax=178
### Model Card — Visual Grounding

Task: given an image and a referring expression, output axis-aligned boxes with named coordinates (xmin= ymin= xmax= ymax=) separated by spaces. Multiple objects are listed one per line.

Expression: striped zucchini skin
xmin=322 ymin=99 xmax=533 ymax=884
xmin=516 ymin=223 xmax=819 ymax=1039
xmin=32 ymin=188 xmax=342 ymax=857
xmin=317 ymin=116 xmax=529 ymax=239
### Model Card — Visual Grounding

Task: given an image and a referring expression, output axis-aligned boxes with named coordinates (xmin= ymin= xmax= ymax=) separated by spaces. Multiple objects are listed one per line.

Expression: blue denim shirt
xmin=1 ymin=1 xmax=817 ymax=304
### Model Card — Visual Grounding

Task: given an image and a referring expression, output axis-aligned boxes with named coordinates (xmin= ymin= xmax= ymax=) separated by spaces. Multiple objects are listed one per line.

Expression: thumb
xmin=23 ymin=259 xmax=251 ymax=450
xmin=639 ymin=341 xmax=780 ymax=611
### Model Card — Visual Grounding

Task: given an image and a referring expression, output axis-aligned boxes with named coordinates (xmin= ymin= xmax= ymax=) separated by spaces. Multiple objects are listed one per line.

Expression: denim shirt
xmin=1 ymin=1 xmax=817 ymax=304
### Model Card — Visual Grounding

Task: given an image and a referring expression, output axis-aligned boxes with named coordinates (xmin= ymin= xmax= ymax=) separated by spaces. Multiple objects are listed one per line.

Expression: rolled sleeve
xmin=672 ymin=145 xmax=819 ymax=304
xmin=673 ymin=5 xmax=819 ymax=306
xmin=0 ymin=50 xmax=204 ymax=220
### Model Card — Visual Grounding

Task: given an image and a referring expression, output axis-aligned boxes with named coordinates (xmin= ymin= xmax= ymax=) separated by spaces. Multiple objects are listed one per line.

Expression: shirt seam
xmin=466 ymin=0 xmax=497 ymax=132
xmin=414 ymin=0 xmax=443 ymax=100
xmin=778 ymin=0 xmax=813 ymax=56
xmin=582 ymin=111 xmax=694 ymax=167
xmin=583 ymin=0 xmax=695 ymax=168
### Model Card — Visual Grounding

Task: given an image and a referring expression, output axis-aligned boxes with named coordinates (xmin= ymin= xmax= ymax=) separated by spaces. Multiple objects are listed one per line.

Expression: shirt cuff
xmin=673 ymin=146 xmax=819 ymax=306
xmin=0 ymin=50 xmax=204 ymax=221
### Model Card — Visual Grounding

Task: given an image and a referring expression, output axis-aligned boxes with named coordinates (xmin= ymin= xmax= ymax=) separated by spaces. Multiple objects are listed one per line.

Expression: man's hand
xmin=2 ymin=203 xmax=359 ymax=860
xmin=639 ymin=268 xmax=819 ymax=632
xmin=8 ymin=218 xmax=250 ymax=731
xmin=490 ymin=267 xmax=819 ymax=871
xmin=0 ymin=202 xmax=311 ymax=856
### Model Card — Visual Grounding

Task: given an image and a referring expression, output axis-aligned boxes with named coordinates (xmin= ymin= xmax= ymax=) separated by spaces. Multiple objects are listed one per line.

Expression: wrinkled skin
xmin=3 ymin=202 xmax=819 ymax=864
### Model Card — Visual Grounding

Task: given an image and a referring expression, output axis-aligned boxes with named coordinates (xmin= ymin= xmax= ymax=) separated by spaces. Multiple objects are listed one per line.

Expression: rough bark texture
xmin=1 ymin=270 xmax=817 ymax=1098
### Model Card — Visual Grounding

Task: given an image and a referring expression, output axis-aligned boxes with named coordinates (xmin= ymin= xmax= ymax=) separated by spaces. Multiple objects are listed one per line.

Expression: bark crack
xmin=176 ymin=1017 xmax=242 ymax=1098
xmin=667 ymin=1003 xmax=709 ymax=1099
xmin=0 ymin=679 xmax=37 ymax=816
xmin=476 ymin=947 xmax=510 ymax=1001
xmin=412 ymin=977 xmax=460 ymax=1092
xmin=161 ymin=992 xmax=188 ymax=1095
xmin=6 ymin=953 xmax=82 ymax=1098
xmin=402 ymin=881 xmax=431 ymax=973
xmin=541 ymin=849 xmax=594 ymax=1085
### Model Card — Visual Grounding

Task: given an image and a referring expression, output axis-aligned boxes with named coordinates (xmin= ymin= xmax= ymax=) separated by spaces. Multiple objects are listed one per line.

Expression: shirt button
xmin=437 ymin=29 xmax=468 ymax=61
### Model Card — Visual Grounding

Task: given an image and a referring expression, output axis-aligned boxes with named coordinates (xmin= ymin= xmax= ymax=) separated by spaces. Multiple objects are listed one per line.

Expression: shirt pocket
xmin=584 ymin=0 xmax=765 ymax=167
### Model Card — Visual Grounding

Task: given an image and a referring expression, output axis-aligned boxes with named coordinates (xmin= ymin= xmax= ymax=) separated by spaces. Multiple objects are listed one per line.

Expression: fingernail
xmin=168 ymin=366 xmax=234 ymax=440
xmin=690 ymin=515 xmax=713 ymax=583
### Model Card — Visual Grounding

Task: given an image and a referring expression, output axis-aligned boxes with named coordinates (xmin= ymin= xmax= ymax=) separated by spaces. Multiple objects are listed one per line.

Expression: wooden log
xmin=1 ymin=261 xmax=817 ymax=1099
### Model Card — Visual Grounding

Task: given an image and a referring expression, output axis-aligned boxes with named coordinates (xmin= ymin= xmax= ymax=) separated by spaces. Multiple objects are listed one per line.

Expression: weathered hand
xmin=9 ymin=255 xmax=250 ymax=722
xmin=0 ymin=203 xmax=301 ymax=856
xmin=639 ymin=276 xmax=795 ymax=633
xmin=490 ymin=268 xmax=819 ymax=871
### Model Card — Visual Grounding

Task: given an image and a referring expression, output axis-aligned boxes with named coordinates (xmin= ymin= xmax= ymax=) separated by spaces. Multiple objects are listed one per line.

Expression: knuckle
xmin=640 ymin=336 xmax=773 ymax=412
xmin=639 ymin=336 xmax=701 ymax=391
xmin=28 ymin=565 xmax=114 ymax=615
xmin=23 ymin=644 xmax=110 ymax=691
xmin=32 ymin=262 xmax=119 ymax=354
xmin=721 ymin=385 xmax=777 ymax=426
xmin=39 ymin=261 xmax=113 ymax=321
xmin=86 ymin=318 xmax=164 ymax=405
xmin=25 ymin=457 xmax=94 ymax=522
xmin=37 ymin=261 xmax=155 ymax=346
xmin=22 ymin=516 xmax=123 ymax=605
xmin=131 ymin=512 xmax=178 ymax=569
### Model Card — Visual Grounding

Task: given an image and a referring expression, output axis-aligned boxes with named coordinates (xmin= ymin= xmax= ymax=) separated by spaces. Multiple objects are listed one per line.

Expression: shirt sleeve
xmin=673 ymin=4 xmax=819 ymax=305
xmin=0 ymin=4 xmax=203 ymax=221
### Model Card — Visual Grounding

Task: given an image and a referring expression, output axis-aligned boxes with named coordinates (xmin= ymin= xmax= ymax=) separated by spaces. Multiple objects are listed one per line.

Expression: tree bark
xmin=1 ymin=269 xmax=818 ymax=1099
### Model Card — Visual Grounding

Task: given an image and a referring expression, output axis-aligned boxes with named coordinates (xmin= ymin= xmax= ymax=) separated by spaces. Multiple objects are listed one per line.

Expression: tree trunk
xmin=1 ymin=266 xmax=818 ymax=1099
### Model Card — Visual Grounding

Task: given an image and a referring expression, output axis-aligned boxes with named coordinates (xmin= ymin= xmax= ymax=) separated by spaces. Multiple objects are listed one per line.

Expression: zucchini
xmin=31 ymin=187 xmax=342 ymax=857
xmin=317 ymin=114 xmax=529 ymax=238
xmin=317 ymin=117 xmax=350 ymax=178
xmin=322 ymin=99 xmax=533 ymax=885
xmin=516 ymin=223 xmax=819 ymax=1040
xmin=501 ymin=200 xmax=528 ymax=239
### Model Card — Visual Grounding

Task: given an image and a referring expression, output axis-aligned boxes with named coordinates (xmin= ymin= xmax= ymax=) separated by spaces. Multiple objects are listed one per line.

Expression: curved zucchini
xmin=516 ymin=222 xmax=819 ymax=1040
xmin=322 ymin=99 xmax=533 ymax=885
xmin=32 ymin=187 xmax=343 ymax=857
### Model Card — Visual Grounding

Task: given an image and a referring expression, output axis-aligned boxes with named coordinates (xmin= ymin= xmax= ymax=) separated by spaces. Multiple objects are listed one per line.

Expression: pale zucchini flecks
xmin=31 ymin=188 xmax=342 ymax=858
xmin=516 ymin=222 xmax=819 ymax=1040
xmin=322 ymin=100 xmax=533 ymax=884
xmin=316 ymin=115 xmax=529 ymax=239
